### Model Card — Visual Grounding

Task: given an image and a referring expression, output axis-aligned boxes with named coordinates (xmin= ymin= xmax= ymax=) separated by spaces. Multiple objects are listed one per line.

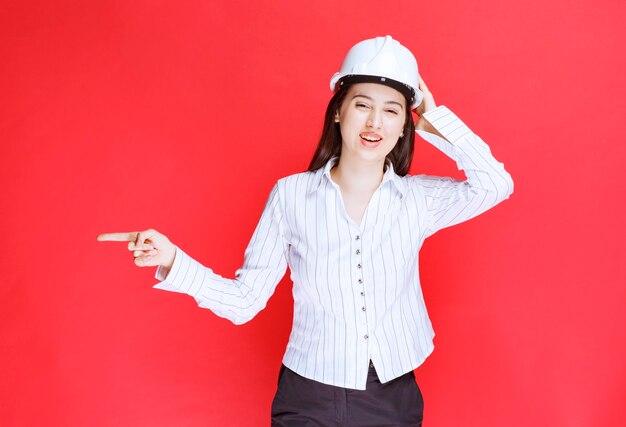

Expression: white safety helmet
xmin=330 ymin=35 xmax=423 ymax=109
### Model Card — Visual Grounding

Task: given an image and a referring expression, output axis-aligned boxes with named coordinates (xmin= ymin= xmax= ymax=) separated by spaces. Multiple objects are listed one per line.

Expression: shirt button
xmin=356 ymin=249 xmax=360 ymax=255
xmin=358 ymin=278 xmax=363 ymax=284
xmin=355 ymin=235 xmax=360 ymax=241
xmin=357 ymin=263 xmax=362 ymax=269
xmin=361 ymin=306 xmax=366 ymax=311
xmin=364 ymin=334 xmax=369 ymax=339
xmin=360 ymin=291 xmax=365 ymax=296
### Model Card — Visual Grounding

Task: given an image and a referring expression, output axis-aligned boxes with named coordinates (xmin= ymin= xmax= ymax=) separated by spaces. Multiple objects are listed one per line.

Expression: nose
xmin=366 ymin=110 xmax=382 ymax=129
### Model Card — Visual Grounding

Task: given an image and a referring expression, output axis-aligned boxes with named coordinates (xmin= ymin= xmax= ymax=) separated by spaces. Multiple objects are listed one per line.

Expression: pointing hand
xmin=97 ymin=229 xmax=176 ymax=270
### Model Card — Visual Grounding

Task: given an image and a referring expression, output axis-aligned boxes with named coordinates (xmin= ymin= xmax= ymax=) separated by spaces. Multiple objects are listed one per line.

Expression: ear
xmin=334 ymin=111 xmax=340 ymax=123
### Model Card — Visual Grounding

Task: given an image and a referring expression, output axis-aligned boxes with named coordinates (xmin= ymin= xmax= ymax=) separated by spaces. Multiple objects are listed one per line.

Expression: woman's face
xmin=335 ymin=82 xmax=407 ymax=165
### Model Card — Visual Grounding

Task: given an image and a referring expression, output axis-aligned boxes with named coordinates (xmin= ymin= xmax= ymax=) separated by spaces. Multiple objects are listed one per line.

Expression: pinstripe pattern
xmin=154 ymin=105 xmax=514 ymax=390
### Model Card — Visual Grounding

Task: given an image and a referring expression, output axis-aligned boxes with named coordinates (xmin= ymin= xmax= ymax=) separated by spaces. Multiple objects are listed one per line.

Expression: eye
xmin=385 ymin=109 xmax=399 ymax=115
xmin=356 ymin=103 xmax=370 ymax=109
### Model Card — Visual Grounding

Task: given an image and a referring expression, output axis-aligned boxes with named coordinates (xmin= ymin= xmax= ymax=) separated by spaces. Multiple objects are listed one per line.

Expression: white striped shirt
xmin=154 ymin=105 xmax=514 ymax=390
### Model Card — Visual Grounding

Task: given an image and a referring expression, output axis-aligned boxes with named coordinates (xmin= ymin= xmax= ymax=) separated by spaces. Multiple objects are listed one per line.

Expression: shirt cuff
xmin=420 ymin=105 xmax=472 ymax=145
xmin=153 ymin=246 xmax=192 ymax=294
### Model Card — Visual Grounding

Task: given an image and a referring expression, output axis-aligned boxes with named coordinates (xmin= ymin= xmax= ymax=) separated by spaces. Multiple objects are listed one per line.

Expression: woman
xmin=98 ymin=36 xmax=513 ymax=426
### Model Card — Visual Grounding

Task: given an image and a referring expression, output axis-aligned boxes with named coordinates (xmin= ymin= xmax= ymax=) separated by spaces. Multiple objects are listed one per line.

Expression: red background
xmin=2 ymin=0 xmax=625 ymax=426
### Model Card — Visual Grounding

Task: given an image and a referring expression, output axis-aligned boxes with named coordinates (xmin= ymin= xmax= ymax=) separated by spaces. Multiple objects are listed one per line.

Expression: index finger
xmin=97 ymin=232 xmax=138 ymax=242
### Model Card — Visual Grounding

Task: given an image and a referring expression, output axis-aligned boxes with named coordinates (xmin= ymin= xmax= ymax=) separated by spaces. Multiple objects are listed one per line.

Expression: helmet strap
xmin=337 ymin=75 xmax=415 ymax=106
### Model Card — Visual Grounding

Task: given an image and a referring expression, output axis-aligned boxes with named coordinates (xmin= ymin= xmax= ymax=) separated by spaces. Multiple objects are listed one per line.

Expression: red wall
xmin=2 ymin=1 xmax=625 ymax=426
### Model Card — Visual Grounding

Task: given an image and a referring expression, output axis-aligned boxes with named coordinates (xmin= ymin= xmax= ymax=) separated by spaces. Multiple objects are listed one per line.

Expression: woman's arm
xmin=411 ymin=79 xmax=514 ymax=236
xmin=96 ymin=182 xmax=289 ymax=325
xmin=153 ymin=182 xmax=288 ymax=325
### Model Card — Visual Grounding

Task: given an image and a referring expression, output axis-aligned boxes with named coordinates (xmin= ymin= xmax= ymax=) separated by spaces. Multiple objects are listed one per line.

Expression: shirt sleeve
xmin=152 ymin=182 xmax=288 ymax=325
xmin=413 ymin=105 xmax=514 ymax=237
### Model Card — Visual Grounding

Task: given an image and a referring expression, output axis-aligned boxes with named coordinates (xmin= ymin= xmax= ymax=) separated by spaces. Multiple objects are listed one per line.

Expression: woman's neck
xmin=330 ymin=156 xmax=386 ymax=194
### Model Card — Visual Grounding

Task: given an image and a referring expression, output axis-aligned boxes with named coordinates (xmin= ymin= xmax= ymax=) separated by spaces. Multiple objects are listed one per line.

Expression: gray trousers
xmin=271 ymin=363 xmax=424 ymax=426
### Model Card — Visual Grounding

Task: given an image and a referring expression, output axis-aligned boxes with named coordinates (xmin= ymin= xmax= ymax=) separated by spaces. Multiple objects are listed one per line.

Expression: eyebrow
xmin=352 ymin=94 xmax=404 ymax=108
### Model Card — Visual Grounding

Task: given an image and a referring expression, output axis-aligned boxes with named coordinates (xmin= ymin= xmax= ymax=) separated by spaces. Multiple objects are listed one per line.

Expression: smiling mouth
xmin=359 ymin=132 xmax=383 ymax=148
xmin=360 ymin=134 xmax=382 ymax=142
xmin=359 ymin=132 xmax=383 ymax=147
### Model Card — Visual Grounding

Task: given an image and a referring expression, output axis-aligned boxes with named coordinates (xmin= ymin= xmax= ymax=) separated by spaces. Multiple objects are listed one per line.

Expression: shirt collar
xmin=308 ymin=156 xmax=407 ymax=197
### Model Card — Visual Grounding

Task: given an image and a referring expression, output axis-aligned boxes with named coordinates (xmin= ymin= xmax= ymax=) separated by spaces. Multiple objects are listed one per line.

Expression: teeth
xmin=361 ymin=135 xmax=381 ymax=142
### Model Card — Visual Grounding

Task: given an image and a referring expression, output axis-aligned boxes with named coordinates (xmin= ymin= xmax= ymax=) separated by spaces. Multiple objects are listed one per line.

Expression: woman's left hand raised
xmin=414 ymin=77 xmax=442 ymax=136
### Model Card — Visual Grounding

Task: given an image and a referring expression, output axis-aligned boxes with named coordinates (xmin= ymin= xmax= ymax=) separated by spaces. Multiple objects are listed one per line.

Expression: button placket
xmin=353 ymin=232 xmax=369 ymax=342
xmin=354 ymin=234 xmax=363 ymax=284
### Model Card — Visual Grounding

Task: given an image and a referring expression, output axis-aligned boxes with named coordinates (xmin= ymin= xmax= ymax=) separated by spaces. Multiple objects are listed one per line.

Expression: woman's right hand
xmin=97 ymin=229 xmax=176 ymax=270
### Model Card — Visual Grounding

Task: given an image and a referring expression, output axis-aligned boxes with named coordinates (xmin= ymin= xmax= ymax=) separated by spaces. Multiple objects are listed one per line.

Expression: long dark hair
xmin=307 ymin=83 xmax=416 ymax=176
